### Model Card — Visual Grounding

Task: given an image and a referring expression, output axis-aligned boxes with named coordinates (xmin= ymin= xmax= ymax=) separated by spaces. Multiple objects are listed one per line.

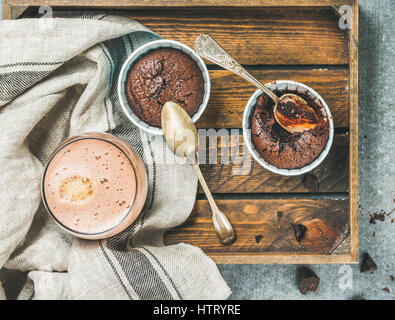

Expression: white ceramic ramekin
xmin=118 ymin=39 xmax=211 ymax=135
xmin=242 ymin=80 xmax=334 ymax=176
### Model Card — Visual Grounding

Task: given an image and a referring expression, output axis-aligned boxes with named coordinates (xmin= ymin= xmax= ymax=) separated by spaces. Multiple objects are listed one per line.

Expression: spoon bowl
xmin=161 ymin=101 xmax=198 ymax=158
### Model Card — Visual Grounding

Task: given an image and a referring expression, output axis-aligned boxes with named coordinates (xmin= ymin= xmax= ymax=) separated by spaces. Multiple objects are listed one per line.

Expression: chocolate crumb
xmin=297 ymin=267 xmax=320 ymax=294
xmin=372 ymin=232 xmax=376 ymax=238
xmin=277 ymin=211 xmax=284 ymax=225
xmin=369 ymin=211 xmax=386 ymax=224
xmin=391 ymin=218 xmax=395 ymax=224
xmin=382 ymin=288 xmax=390 ymax=293
xmin=360 ymin=253 xmax=377 ymax=273
xmin=390 ymin=275 xmax=394 ymax=282
xmin=374 ymin=212 xmax=385 ymax=221
xmin=255 ymin=235 xmax=263 ymax=244
xmin=303 ymin=174 xmax=319 ymax=193
xmin=291 ymin=223 xmax=307 ymax=242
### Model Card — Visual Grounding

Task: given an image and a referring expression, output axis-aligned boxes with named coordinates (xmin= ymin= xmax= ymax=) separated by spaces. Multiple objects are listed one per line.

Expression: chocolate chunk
xmin=382 ymin=288 xmax=390 ymax=293
xmin=255 ymin=235 xmax=263 ymax=244
xmin=374 ymin=212 xmax=385 ymax=222
xmin=303 ymin=174 xmax=320 ymax=193
xmin=369 ymin=210 xmax=391 ymax=224
xmin=277 ymin=211 xmax=284 ymax=225
xmin=298 ymin=267 xmax=320 ymax=294
xmin=360 ymin=253 xmax=377 ymax=273
xmin=291 ymin=223 xmax=307 ymax=242
xmin=390 ymin=275 xmax=394 ymax=282
xmin=372 ymin=232 xmax=376 ymax=238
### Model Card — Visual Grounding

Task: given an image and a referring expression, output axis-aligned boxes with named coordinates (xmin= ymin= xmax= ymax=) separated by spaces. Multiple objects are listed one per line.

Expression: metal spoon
xmin=161 ymin=101 xmax=236 ymax=245
xmin=194 ymin=34 xmax=318 ymax=134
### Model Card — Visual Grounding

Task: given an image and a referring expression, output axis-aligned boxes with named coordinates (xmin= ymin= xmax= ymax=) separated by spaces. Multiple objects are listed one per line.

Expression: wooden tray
xmin=4 ymin=0 xmax=359 ymax=264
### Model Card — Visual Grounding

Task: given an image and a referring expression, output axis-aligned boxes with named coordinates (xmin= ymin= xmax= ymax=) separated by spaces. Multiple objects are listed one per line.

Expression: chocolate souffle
xmin=126 ymin=48 xmax=204 ymax=127
xmin=251 ymin=90 xmax=329 ymax=169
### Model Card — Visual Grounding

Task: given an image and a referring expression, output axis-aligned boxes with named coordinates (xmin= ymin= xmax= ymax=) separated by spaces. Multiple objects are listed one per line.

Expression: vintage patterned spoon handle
xmin=194 ymin=33 xmax=279 ymax=104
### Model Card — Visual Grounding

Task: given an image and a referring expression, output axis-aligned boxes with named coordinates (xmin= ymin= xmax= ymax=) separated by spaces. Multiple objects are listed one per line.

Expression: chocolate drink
xmin=41 ymin=133 xmax=148 ymax=239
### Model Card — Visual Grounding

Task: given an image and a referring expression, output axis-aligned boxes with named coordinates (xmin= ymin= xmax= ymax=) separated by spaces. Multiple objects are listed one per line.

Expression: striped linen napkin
xmin=0 ymin=15 xmax=231 ymax=300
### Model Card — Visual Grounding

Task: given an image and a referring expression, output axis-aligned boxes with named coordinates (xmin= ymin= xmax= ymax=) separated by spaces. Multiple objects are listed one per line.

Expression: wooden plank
xmin=198 ymin=134 xmax=349 ymax=194
xmin=197 ymin=69 xmax=348 ymax=129
xmin=2 ymin=0 xmax=12 ymax=19
xmin=18 ymin=5 xmax=349 ymax=65
xmin=128 ymin=8 xmax=348 ymax=65
xmin=165 ymin=199 xmax=350 ymax=258
xmin=349 ymin=0 xmax=359 ymax=263
xmin=2 ymin=0 xmax=28 ymax=19
xmin=5 ymin=0 xmax=357 ymax=9
xmin=211 ymin=253 xmax=355 ymax=264
xmin=10 ymin=5 xmax=28 ymax=19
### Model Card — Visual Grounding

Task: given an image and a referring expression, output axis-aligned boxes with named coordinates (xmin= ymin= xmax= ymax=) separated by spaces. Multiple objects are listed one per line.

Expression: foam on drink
xmin=43 ymin=138 xmax=137 ymax=234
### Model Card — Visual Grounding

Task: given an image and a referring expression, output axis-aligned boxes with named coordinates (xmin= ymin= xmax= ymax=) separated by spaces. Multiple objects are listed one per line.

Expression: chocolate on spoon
xmin=194 ymin=34 xmax=319 ymax=134
xmin=273 ymin=93 xmax=319 ymax=134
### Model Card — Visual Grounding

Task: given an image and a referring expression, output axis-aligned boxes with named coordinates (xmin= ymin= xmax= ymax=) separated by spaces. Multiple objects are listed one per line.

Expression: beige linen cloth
xmin=0 ymin=15 xmax=231 ymax=300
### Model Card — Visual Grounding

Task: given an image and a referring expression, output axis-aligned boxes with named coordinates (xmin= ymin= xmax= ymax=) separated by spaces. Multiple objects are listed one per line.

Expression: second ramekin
xmin=118 ymin=39 xmax=211 ymax=135
xmin=242 ymin=80 xmax=334 ymax=176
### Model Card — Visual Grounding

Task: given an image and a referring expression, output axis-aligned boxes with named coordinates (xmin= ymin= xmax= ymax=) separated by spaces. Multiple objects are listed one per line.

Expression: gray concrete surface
xmin=1 ymin=0 xmax=394 ymax=300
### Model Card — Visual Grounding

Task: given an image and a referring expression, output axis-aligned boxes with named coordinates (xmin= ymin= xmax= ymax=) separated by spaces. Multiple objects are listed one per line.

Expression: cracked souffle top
xmin=126 ymin=48 xmax=204 ymax=127
xmin=251 ymin=90 xmax=330 ymax=169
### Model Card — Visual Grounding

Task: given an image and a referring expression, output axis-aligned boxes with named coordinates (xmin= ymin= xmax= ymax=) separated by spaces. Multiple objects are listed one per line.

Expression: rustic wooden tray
xmin=4 ymin=0 xmax=359 ymax=264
